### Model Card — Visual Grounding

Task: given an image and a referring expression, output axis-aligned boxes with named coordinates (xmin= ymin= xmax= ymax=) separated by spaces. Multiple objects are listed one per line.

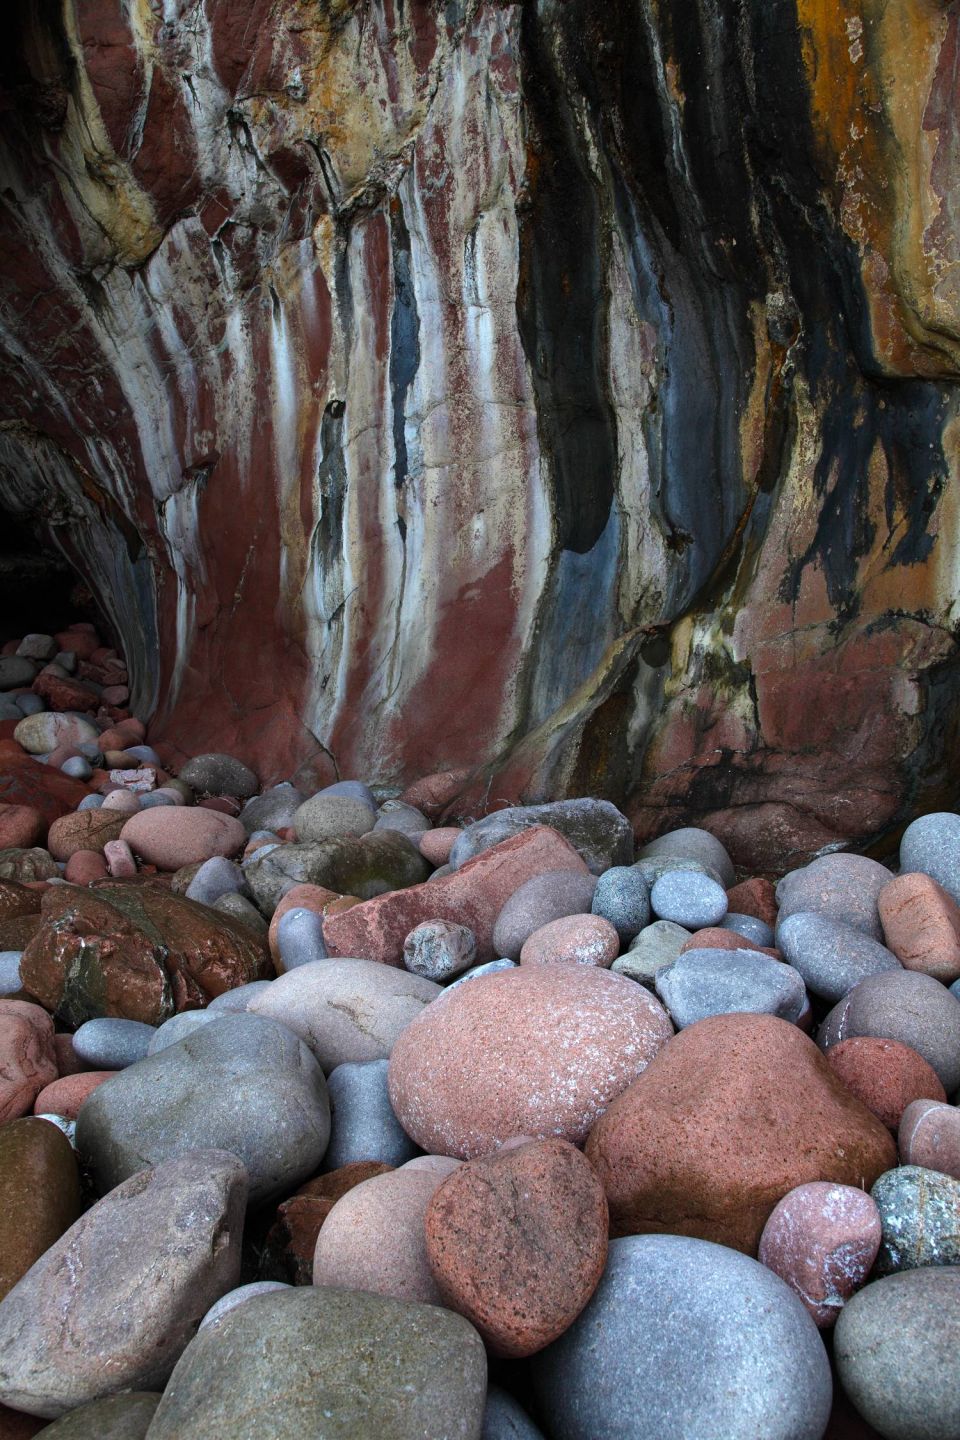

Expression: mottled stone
xmin=591 ymin=865 xmax=650 ymax=943
xmin=323 ymin=1058 xmax=417 ymax=1170
xmin=0 ymin=809 xmax=44 ymax=853
xmin=492 ymin=869 xmax=598 ymax=962
xmin=899 ymin=1098 xmax=960 ymax=1180
xmin=449 ymin=800 xmax=633 ymax=876
xmin=0 ymin=1117 xmax=81 ymax=1302
xmin=388 ymin=964 xmax=673 ymax=1158
xmin=637 ymin=828 xmax=736 ymax=888
xmin=418 ymin=827 xmax=460 ymax=866
xmin=835 ymin=1269 xmax=960 ymax=1440
xmin=0 ymin=851 xmax=57 ymax=885
xmin=245 ymin=830 xmax=430 ymax=913
xmin=0 ymin=1150 xmax=246 ymax=1418
xmin=776 ymin=912 xmax=901 ymax=1002
xmin=250 ymin=958 xmax=439 ymax=1071
xmin=146 ymin=1287 xmax=486 ymax=1440
xmin=817 ymin=970 xmax=960 ymax=1092
xmin=292 ymin=793 xmax=375 ymax=843
xmin=0 ymin=884 xmax=40 ymax=926
xmin=877 ymin=872 xmax=960 ymax=982
xmin=518 ymin=913 xmax=619 ymax=967
xmin=776 ymin=855 xmax=893 ymax=941
xmin=120 ymin=809 xmax=246 ymax=870
xmin=613 ymin=919 xmax=690 ymax=987
xmin=313 ymin=1165 xmax=447 ymax=1305
xmin=63 ymin=849 xmax=108 ymax=886
xmin=529 ymin=1235 xmax=832 ymax=1440
xmin=726 ymin=877 xmax=779 ymax=927
xmin=12 ymin=714 xmax=98 ymax=756
xmin=177 ymin=754 xmax=258 ymax=800
xmin=403 ymin=918 xmax=477 ymax=980
xmin=36 ymin=1392 xmax=160 ymax=1439
xmin=825 ymin=1036 xmax=946 ymax=1130
xmin=656 ymin=948 xmax=806 ymax=1027
xmin=650 ymin=870 xmax=727 ymax=928
xmin=872 ymin=1164 xmax=960 ymax=1274
xmin=586 ymin=1013 xmax=896 ymax=1254
xmin=47 ymin=810 xmax=126 ymax=862
xmin=425 ymin=1138 xmax=608 ymax=1357
xmin=76 ymin=1015 xmax=330 ymax=1204
xmin=758 ymin=1181 xmax=882 ymax=1327
xmin=238 ymin=783 xmax=304 ymax=836
xmin=0 ymin=1002 xmax=57 ymax=1123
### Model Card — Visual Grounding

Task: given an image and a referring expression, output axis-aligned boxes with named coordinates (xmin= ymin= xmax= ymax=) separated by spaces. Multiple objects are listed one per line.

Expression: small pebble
xmin=61 ymin=756 xmax=92 ymax=781
xmin=872 ymin=1165 xmax=960 ymax=1274
xmin=76 ymin=793 xmax=104 ymax=811
xmin=758 ymin=1181 xmax=882 ymax=1327
xmin=103 ymin=838 xmax=137 ymax=878
xmin=15 ymin=693 xmax=45 ymax=717
xmin=0 ymin=953 xmax=22 ymax=997
xmin=519 ymin=914 xmax=620 ymax=968
xmin=185 ymin=856 xmax=246 ymax=907
xmin=612 ymin=919 xmax=691 ymax=989
xmin=403 ymin=920 xmax=478 ymax=981
xmin=721 ymin=912 xmax=775 ymax=947
xmin=323 ymin=1058 xmax=418 ymax=1170
xmin=776 ymin=911 xmax=901 ymax=1002
xmin=277 ymin=908 xmax=328 ymax=971
xmin=100 ymin=789 xmax=141 ymax=815
xmin=650 ymin=870 xmax=728 ymax=929
xmin=899 ymin=1098 xmax=960 ymax=1180
xmin=72 ymin=1017 xmax=156 ymax=1069
xmin=591 ymin=865 xmax=650 ymax=943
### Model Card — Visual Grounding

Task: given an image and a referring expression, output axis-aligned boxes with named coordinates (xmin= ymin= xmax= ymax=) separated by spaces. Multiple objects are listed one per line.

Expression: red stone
xmin=0 ymin=806 xmax=45 ymax=850
xmin=877 ymin=873 xmax=960 ymax=983
xmin=324 ymin=826 xmax=591 ymax=966
xmin=64 ymin=849 xmax=110 ymax=885
xmin=31 ymin=672 xmax=100 ymax=713
xmin=898 ymin=1098 xmax=960 ymax=1179
xmin=313 ymin=1166 xmax=449 ymax=1306
xmin=724 ymin=878 xmax=778 ymax=927
xmin=425 ymin=1138 xmax=608 ymax=1357
xmin=119 ymin=808 xmax=247 ymax=870
xmin=53 ymin=630 xmax=100 ymax=660
xmin=679 ymin=927 xmax=779 ymax=959
xmin=0 ymin=1001 xmax=58 ymax=1122
xmin=758 ymin=1181 xmax=881 ymax=1327
xmin=399 ymin=769 xmax=473 ymax=821
xmin=418 ymin=827 xmax=461 ymax=866
xmin=48 ymin=809 xmax=127 ymax=861
xmin=0 ymin=755 xmax=91 ymax=827
xmin=54 ymin=1032 xmax=87 ymax=1076
xmin=518 ymin=914 xmax=620 ymax=968
xmin=825 ymin=1036 xmax=946 ymax=1131
xmin=33 ymin=1071 xmax=113 ymax=1118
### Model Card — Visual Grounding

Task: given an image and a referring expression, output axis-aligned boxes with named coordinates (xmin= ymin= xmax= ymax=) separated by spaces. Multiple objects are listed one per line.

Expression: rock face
xmin=1 ymin=4 xmax=959 ymax=868
xmin=585 ymin=1012 xmax=896 ymax=1254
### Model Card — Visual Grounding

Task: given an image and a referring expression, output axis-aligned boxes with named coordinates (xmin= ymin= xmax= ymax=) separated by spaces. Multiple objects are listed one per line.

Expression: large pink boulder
xmin=120 ymin=809 xmax=246 ymax=870
xmin=387 ymin=964 xmax=673 ymax=1158
xmin=324 ymin=826 xmax=591 ymax=966
xmin=0 ymin=1001 xmax=57 ymax=1123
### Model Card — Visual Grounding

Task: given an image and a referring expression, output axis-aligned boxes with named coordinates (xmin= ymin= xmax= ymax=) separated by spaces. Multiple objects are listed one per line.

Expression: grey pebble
xmin=493 ymin=870 xmax=598 ymax=962
xmin=293 ymin=793 xmax=376 ymax=843
xmin=721 ymin=912 xmax=775 ymax=947
xmin=199 ymin=1282 xmax=291 ymax=1332
xmin=650 ymin=870 xmax=727 ymax=928
xmin=426 ymin=863 xmax=452 ymax=882
xmin=123 ymin=745 xmax=161 ymax=766
xmin=374 ymin=800 xmax=430 ymax=838
xmin=777 ymin=911 xmax=901 ymax=1002
xmin=818 ymin=970 xmax=960 ymax=1092
xmin=185 ymin=857 xmax=246 ymax=907
xmin=15 ymin=634 xmax=55 ymax=661
xmin=403 ymin=920 xmax=477 ymax=982
xmin=213 ymin=893 xmax=269 ymax=936
xmin=76 ymin=793 xmax=104 ymax=811
xmin=239 ymin=783 xmax=304 ymax=836
xmin=445 ymin=958 xmax=517 ymax=992
xmin=591 ymin=865 xmax=650 ymax=943
xmin=277 ymin=908 xmax=328 ymax=970
xmin=776 ymin=854 xmax=892 ymax=941
xmin=482 ymin=1385 xmax=545 ymax=1439
xmin=900 ymin=811 xmax=960 ymax=907
xmin=323 ymin=1058 xmax=418 ymax=1170
xmin=207 ymin=981 xmax=274 ymax=1013
xmin=73 ymin=1018 xmax=156 ymax=1069
xmin=61 ymin=756 xmax=92 ymax=781
xmin=450 ymin=799 xmax=633 ymax=876
xmin=636 ymin=827 xmax=735 ymax=889
xmin=0 ymin=953 xmax=22 ymax=997
xmin=656 ymin=949 xmax=807 ymax=1028
xmin=15 ymin=693 xmax=45 ymax=717
xmin=612 ymin=920 xmax=691 ymax=988
xmin=0 ymin=656 xmax=36 ymax=691
xmin=147 ymin=1011 xmax=219 ymax=1055
xmin=138 ymin=792 xmax=176 ymax=809
xmin=872 ymin=1165 xmax=960 ymax=1275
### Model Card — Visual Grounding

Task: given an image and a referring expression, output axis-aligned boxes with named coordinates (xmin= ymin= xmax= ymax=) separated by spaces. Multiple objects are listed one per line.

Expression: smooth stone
xmin=450 ymin=799 xmax=633 ymax=876
xmin=0 ymin=1001 xmax=57 ymax=1122
xmin=373 ymin=800 xmax=431 ymax=838
xmin=492 ymin=869 xmax=598 ymax=962
xmin=267 ymin=883 xmax=343 ymax=962
xmin=76 ymin=795 xmax=103 ymax=811
xmin=213 ymin=892 xmax=268 ymax=934
xmin=323 ymin=1058 xmax=418 ymax=1170
xmin=0 ymin=658 xmax=36 ymax=692
xmin=76 ymin=1015 xmax=330 ymax=1204
xmin=47 ymin=810 xmax=126 ymax=861
xmin=276 ymin=907 xmax=328 ymax=971
xmin=177 ymin=753 xmax=258 ymax=800
xmin=60 ymin=757 xmax=91 ymax=781
xmin=71 ymin=1018 xmax=154 ymax=1069
xmin=0 ymin=1150 xmax=246 ymax=1418
xmin=900 ymin=811 xmax=960 ymax=906
xmin=650 ymin=870 xmax=727 ymax=928
xmin=482 ymin=1387 xmax=545 ymax=1440
xmin=103 ymin=839 xmax=137 ymax=878
xmin=15 ymin=637 xmax=54 ymax=662
xmin=634 ymin=863 xmax=710 ymax=902
xmin=445 ymin=958 xmax=517 ymax=990
xmin=615 ymin=919 xmax=691 ymax=988
xmin=13 ymin=714 xmax=98 ymax=756
xmin=518 ymin=914 xmax=620 ymax=968
xmin=146 ymin=1011 xmax=219 ymax=1054
xmin=817 ymin=970 xmax=960 ymax=1092
xmin=636 ymin=827 xmax=736 ymax=888
xmin=184 ymin=857 xmax=245 ymax=907
xmin=0 ymin=1118 xmax=81 ymax=1302
xmin=402 ymin=919 xmax=477 ymax=981
xmin=120 ymin=809 xmax=246 ymax=871
xmin=425 ymin=1137 xmax=608 ymax=1357
xmin=199 ymin=1281 xmax=291 ymax=1331
xmin=137 ymin=792 xmax=175 ymax=809
xmin=15 ymin=693 xmax=45 ymax=717
xmin=146 ymin=1286 xmax=487 ymax=1440
xmin=590 ymin=865 xmax=650 ymax=943
xmin=656 ymin=948 xmax=807 ymax=1027
xmin=0 ymin=955 xmax=21 ymax=997
xmin=418 ymin=827 xmax=460 ymax=866
xmin=388 ymin=965 xmax=673 ymax=1158
xmin=249 ymin=958 xmax=440 ymax=1072
xmin=586 ymin=1012 xmax=896 ymax=1254
xmin=317 ymin=779 xmax=378 ymax=807
xmin=258 ymin=1161 xmax=394 ymax=1286
xmin=313 ymin=1166 xmax=449 ymax=1304
xmin=292 ymin=793 xmax=375 ymax=843
xmin=877 ymin=871 xmax=960 ymax=982
xmin=529 ymin=1234 xmax=832 ymax=1440
xmin=206 ymin=980 xmax=273 ymax=1012
xmin=238 ymin=783 xmax=304 ymax=836
xmin=32 ymin=1073 xmax=112 ymax=1119
xmin=758 ymin=1181 xmax=882 ymax=1327
xmin=722 ymin=911 xmax=776 ymax=946
xmin=899 ymin=1098 xmax=960 ymax=1179
xmin=776 ymin=912 xmax=901 ymax=1002
xmin=834 ymin=1268 xmax=960 ymax=1440
xmin=825 ymin=1036 xmax=946 ymax=1130
xmin=35 ymin=1392 xmax=160 ymax=1438
xmin=871 ymin=1164 xmax=960 ymax=1273
xmin=776 ymin=854 xmax=893 ymax=940
xmin=245 ymin=831 xmax=430 ymax=913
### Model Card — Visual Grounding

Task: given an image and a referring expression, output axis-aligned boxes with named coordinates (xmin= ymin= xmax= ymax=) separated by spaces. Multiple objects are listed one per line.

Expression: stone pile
xmin=0 ymin=621 xmax=960 ymax=1436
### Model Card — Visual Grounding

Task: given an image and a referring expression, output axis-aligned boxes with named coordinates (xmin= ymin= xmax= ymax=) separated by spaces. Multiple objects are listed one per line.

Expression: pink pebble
xmin=758 ymin=1181 xmax=881 ymax=1327
xmin=899 ymin=1098 xmax=960 ymax=1180
xmin=519 ymin=914 xmax=620 ymax=968
xmin=109 ymin=767 xmax=156 ymax=793
xmin=103 ymin=838 xmax=137 ymax=878
xmin=64 ymin=849 xmax=108 ymax=885
xmin=100 ymin=790 xmax=141 ymax=815
xmin=33 ymin=1071 xmax=113 ymax=1119
xmin=418 ymin=828 xmax=461 ymax=867
xmin=101 ymin=685 xmax=129 ymax=706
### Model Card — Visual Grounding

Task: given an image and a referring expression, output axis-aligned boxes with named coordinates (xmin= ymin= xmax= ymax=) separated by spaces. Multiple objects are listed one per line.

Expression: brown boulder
xmin=0 ymin=1117 xmax=82 ymax=1301
xmin=825 ymin=1036 xmax=946 ymax=1131
xmin=877 ymin=873 xmax=960 ymax=983
xmin=0 ymin=1003 xmax=57 ymax=1123
xmin=47 ymin=811 xmax=127 ymax=862
xmin=584 ymin=1012 xmax=896 ymax=1255
xmin=0 ymin=915 xmax=41 ymax=953
xmin=425 ymin=1138 xmax=608 ymax=1357
xmin=259 ymin=1161 xmax=393 ymax=1285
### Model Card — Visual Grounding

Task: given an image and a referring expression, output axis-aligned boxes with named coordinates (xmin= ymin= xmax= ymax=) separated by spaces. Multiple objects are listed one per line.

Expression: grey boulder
xmin=492 ymin=870 xmax=598 ymax=961
xmin=777 ymin=911 xmax=901 ymax=1002
xmin=449 ymin=799 xmax=633 ymax=876
xmin=177 ymin=753 xmax=259 ymax=800
xmin=145 ymin=1286 xmax=487 ymax=1440
xmin=817 ymin=970 xmax=960 ymax=1092
xmin=900 ymin=811 xmax=960 ymax=906
xmin=776 ymin=854 xmax=893 ymax=941
xmin=529 ymin=1234 xmax=831 ymax=1440
xmin=656 ymin=949 xmax=807 ymax=1027
xmin=0 ymin=1150 xmax=246 ymax=1418
xmin=76 ymin=1014 xmax=329 ymax=1204
xmin=238 ymin=783 xmax=304 ymax=836
xmin=636 ymin=827 xmax=735 ymax=888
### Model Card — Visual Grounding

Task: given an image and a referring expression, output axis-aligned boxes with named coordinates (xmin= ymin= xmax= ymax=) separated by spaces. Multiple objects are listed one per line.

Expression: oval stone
xmin=871 ymin=1165 xmax=960 ymax=1274
xmin=758 ymin=1181 xmax=881 ymax=1327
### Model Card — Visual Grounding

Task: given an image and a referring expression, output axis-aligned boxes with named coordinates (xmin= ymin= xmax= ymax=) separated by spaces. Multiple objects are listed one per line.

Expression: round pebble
xmin=276 ymin=907 xmax=328 ymax=971
xmin=492 ymin=870 xmax=598 ymax=961
xmin=721 ymin=911 xmax=776 ymax=947
xmin=636 ymin=828 xmax=736 ymax=888
xmin=900 ymin=811 xmax=960 ymax=906
xmin=656 ymin=948 xmax=807 ymax=1027
xmin=519 ymin=914 xmax=620 ymax=968
xmin=825 ymin=1036 xmax=946 ymax=1131
xmin=402 ymin=919 xmax=477 ymax=981
xmin=323 ymin=1058 xmax=418 ymax=1170
xmin=60 ymin=756 xmax=92 ymax=781
xmin=590 ymin=865 xmax=650 ymax=943
xmin=185 ymin=857 xmax=245 ymax=907
xmin=776 ymin=911 xmax=901 ymax=1002
xmin=871 ymin=1164 xmax=960 ymax=1274
xmin=650 ymin=870 xmax=728 ymax=928
xmin=899 ymin=1098 xmax=960 ymax=1180
xmin=72 ymin=1018 xmax=156 ymax=1069
xmin=758 ymin=1181 xmax=882 ymax=1327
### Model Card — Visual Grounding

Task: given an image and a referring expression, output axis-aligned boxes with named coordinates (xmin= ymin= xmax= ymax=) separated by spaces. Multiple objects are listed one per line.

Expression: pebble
xmin=176 ymin=753 xmax=258 ymax=799
xmin=589 ymin=865 xmax=650 ymax=942
xmin=198 ymin=1281 xmax=291 ymax=1331
xmin=15 ymin=636 xmax=54 ymax=662
xmin=63 ymin=850 xmax=108 ymax=885
xmin=146 ymin=1011 xmax=218 ymax=1054
xmin=47 ymin=809 xmax=125 ymax=860
xmin=899 ymin=810 xmax=960 ymax=905
xmin=817 ymin=970 xmax=960 ymax=1092
xmin=237 ymin=782 xmax=303 ymax=835
xmin=146 ymin=1287 xmax=486 ymax=1440
xmin=103 ymin=838 xmax=136 ymax=877
xmin=776 ymin=853 xmax=892 ymax=940
xmin=323 ymin=1058 xmax=418 ymax=1170
xmin=119 ymin=808 xmax=246 ymax=870
xmin=721 ymin=911 xmax=776 ymax=946
xmin=292 ymin=792 xmax=376 ymax=842
xmin=75 ymin=794 xmax=103 ymax=811
xmin=491 ymin=869 xmax=598 ymax=961
xmin=0 ymin=953 xmax=22 ymax=997
xmin=60 ymin=757 xmax=92 ymax=781
xmin=757 ymin=1181 xmax=882 ymax=1327
xmin=650 ymin=869 xmax=727 ymax=928
xmin=0 ymin=1001 xmax=57 ymax=1122
xmin=825 ymin=1036 xmax=946 ymax=1130
xmin=655 ymin=948 xmax=807 ymax=1027
xmin=216 ymin=892 xmax=268 ymax=936
xmin=184 ymin=857 xmax=245 ymax=907
xmin=877 ymin=871 xmax=960 ymax=982
xmin=444 ymin=957 xmax=516 ymax=990
xmin=776 ymin=911 xmax=901 ymax=1002
xmin=373 ymin=800 xmax=431 ymax=838
xmin=316 ymin=779 xmax=378 ymax=808
xmin=612 ymin=919 xmax=690 ymax=988
xmin=871 ymin=1164 xmax=960 ymax=1274
xmin=899 ymin=1098 xmax=960 ymax=1179
xmin=449 ymin=798 xmax=634 ymax=875
xmin=529 ymin=1234 xmax=832 ymax=1440
xmin=835 ymin=1268 xmax=960 ymax=1440
xmin=482 ymin=1386 xmax=545 ymax=1440
xmin=15 ymin=692 xmax=45 ymax=717
xmin=519 ymin=913 xmax=620 ymax=968
xmin=32 ymin=1073 xmax=113 ymax=1120
xmin=275 ymin=906 xmax=328 ymax=971
xmin=14 ymin=713 xmax=99 ymax=757
xmin=0 ymin=657 xmax=37 ymax=691
xmin=259 ymin=1161 xmax=393 ymax=1285
xmin=636 ymin=826 xmax=736 ymax=888
xmin=71 ymin=1018 xmax=155 ymax=1069
xmin=402 ymin=918 xmax=477 ymax=980
xmin=418 ymin=827 xmax=460 ymax=866
xmin=314 ymin=1164 xmax=449 ymax=1305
